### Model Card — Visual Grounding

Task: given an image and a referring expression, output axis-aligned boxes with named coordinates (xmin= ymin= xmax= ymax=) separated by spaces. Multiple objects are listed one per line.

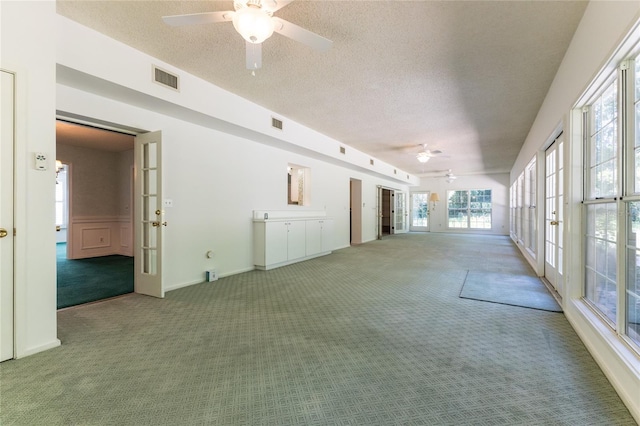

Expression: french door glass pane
xmin=411 ymin=193 xmax=428 ymax=227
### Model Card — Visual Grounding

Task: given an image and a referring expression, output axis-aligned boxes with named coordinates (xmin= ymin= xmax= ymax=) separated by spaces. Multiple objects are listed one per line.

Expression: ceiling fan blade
xmin=431 ymin=150 xmax=443 ymax=155
xmin=272 ymin=17 xmax=332 ymax=51
xmin=267 ymin=0 xmax=294 ymax=12
xmin=246 ymin=41 xmax=262 ymax=70
xmin=162 ymin=11 xmax=233 ymax=27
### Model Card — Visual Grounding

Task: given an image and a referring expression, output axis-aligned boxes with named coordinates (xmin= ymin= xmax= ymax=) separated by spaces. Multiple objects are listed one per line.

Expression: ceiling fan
xmin=445 ymin=169 xmax=457 ymax=183
xmin=162 ymin=0 xmax=333 ymax=72
xmin=416 ymin=144 xmax=445 ymax=163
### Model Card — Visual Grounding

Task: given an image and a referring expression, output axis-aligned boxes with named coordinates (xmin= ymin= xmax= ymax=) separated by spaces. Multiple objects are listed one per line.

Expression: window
xmin=287 ymin=164 xmax=310 ymax=206
xmin=525 ymin=157 xmax=537 ymax=255
xmin=582 ymin=57 xmax=640 ymax=348
xmin=584 ymin=78 xmax=618 ymax=325
xmin=447 ymin=189 xmax=491 ymax=229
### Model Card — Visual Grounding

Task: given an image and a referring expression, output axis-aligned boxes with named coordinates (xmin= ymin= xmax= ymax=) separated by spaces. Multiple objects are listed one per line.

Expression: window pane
xmin=626 ymin=202 xmax=640 ymax=346
xmin=589 ymin=80 xmax=618 ymax=199
xmin=585 ymin=203 xmax=617 ymax=324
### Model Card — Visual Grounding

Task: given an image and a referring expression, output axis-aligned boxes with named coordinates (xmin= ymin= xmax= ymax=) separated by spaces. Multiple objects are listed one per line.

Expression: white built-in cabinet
xmin=305 ymin=219 xmax=333 ymax=256
xmin=253 ymin=212 xmax=333 ymax=270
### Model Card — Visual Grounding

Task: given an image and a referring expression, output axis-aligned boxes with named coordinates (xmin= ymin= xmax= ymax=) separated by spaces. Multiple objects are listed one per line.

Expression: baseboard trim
xmin=565 ymin=300 xmax=640 ymax=423
xmin=17 ymin=339 xmax=61 ymax=359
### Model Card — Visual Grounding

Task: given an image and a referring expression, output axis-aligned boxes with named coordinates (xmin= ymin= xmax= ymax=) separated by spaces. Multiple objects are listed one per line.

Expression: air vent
xmin=153 ymin=66 xmax=179 ymax=91
xmin=370 ymin=159 xmax=374 ymax=166
xmin=272 ymin=117 xmax=283 ymax=130
xmin=394 ymin=169 xmax=397 ymax=174
xmin=340 ymin=146 xmax=346 ymax=155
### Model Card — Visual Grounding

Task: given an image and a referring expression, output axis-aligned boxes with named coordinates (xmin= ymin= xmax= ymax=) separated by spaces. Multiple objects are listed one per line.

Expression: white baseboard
xmin=17 ymin=339 xmax=61 ymax=359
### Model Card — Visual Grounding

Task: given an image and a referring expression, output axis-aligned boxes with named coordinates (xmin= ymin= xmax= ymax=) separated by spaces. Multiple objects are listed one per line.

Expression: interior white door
xmin=410 ymin=192 xmax=429 ymax=232
xmin=134 ymin=131 xmax=164 ymax=298
xmin=544 ymin=137 xmax=564 ymax=293
xmin=1 ymin=70 xmax=15 ymax=361
xmin=394 ymin=191 xmax=408 ymax=233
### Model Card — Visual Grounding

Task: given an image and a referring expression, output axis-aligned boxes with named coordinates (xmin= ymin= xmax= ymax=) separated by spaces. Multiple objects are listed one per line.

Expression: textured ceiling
xmin=56 ymin=0 xmax=587 ymax=177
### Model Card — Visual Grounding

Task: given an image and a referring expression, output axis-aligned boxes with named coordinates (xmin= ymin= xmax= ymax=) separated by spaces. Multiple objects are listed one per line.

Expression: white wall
xmin=1 ymin=1 xmax=60 ymax=357
xmin=53 ymin=15 xmax=414 ymax=291
xmin=413 ymin=173 xmax=509 ymax=235
xmin=510 ymin=2 xmax=640 ymax=422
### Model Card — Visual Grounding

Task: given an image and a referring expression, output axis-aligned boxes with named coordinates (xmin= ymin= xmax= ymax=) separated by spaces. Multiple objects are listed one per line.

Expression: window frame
xmin=446 ymin=188 xmax=492 ymax=230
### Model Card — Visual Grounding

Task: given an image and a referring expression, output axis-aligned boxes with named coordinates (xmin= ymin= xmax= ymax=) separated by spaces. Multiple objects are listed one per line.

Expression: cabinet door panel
xmin=321 ymin=219 xmax=334 ymax=252
xmin=265 ymin=222 xmax=288 ymax=265
xmin=306 ymin=220 xmax=322 ymax=256
xmin=287 ymin=221 xmax=306 ymax=260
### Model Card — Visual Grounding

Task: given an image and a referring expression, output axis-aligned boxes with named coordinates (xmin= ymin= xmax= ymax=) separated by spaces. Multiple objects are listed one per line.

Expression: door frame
xmin=1 ymin=69 xmax=16 ymax=361
xmin=410 ymin=191 xmax=430 ymax=232
xmin=543 ymin=133 xmax=564 ymax=296
xmin=377 ymin=185 xmax=398 ymax=239
xmin=349 ymin=178 xmax=362 ymax=245
xmin=394 ymin=190 xmax=408 ymax=234
xmin=55 ymin=114 xmax=163 ymax=299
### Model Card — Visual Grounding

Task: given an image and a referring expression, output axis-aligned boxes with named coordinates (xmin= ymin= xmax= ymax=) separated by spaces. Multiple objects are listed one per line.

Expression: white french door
xmin=544 ymin=136 xmax=564 ymax=294
xmin=1 ymin=70 xmax=15 ymax=361
xmin=394 ymin=191 xmax=408 ymax=233
xmin=410 ymin=192 xmax=429 ymax=232
xmin=134 ymin=131 xmax=164 ymax=298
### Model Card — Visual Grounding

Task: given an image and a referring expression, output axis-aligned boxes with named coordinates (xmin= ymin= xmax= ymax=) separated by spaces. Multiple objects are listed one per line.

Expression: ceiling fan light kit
xmin=416 ymin=152 xmax=430 ymax=163
xmin=163 ymin=0 xmax=332 ymax=71
xmin=232 ymin=3 xmax=275 ymax=44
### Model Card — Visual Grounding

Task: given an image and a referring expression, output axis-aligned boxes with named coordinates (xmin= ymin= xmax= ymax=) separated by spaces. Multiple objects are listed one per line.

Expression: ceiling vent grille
xmin=272 ymin=117 xmax=283 ymax=130
xmin=153 ymin=66 xmax=179 ymax=91
xmin=340 ymin=147 xmax=346 ymax=155
xmin=370 ymin=159 xmax=374 ymax=166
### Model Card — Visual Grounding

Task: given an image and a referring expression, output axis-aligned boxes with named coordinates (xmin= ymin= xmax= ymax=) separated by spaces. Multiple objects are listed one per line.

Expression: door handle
xmin=152 ymin=221 xmax=168 ymax=227
xmin=0 ymin=228 xmax=7 ymax=238
xmin=550 ymin=220 xmax=559 ymax=226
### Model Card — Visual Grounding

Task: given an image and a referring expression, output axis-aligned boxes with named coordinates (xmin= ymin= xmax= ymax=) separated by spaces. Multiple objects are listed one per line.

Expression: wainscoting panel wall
xmin=69 ymin=216 xmax=133 ymax=259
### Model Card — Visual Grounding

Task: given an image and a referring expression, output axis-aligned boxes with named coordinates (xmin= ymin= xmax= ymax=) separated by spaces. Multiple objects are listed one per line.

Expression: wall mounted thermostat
xmin=34 ymin=152 xmax=48 ymax=171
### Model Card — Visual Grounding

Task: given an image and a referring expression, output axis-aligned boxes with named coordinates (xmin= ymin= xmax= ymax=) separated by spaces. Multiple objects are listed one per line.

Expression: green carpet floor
xmin=56 ymin=243 xmax=133 ymax=309
xmin=2 ymin=234 xmax=636 ymax=425
xmin=459 ymin=270 xmax=563 ymax=312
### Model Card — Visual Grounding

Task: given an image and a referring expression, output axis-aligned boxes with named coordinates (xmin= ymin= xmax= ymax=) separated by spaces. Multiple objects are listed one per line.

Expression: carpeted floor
xmin=56 ymin=243 xmax=134 ymax=309
xmin=2 ymin=233 xmax=636 ymax=425
xmin=459 ymin=270 xmax=563 ymax=312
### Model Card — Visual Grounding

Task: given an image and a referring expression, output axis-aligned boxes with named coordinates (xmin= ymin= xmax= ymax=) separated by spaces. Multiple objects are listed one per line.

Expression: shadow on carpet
xmin=459 ymin=270 xmax=562 ymax=313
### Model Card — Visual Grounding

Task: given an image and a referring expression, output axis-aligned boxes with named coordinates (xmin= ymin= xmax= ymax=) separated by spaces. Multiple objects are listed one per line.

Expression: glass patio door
xmin=410 ymin=192 xmax=429 ymax=232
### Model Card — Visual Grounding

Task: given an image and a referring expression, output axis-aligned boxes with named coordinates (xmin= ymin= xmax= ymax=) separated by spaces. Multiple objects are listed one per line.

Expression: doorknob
xmin=152 ymin=221 xmax=167 ymax=227
xmin=550 ymin=220 xmax=559 ymax=226
xmin=0 ymin=228 xmax=7 ymax=238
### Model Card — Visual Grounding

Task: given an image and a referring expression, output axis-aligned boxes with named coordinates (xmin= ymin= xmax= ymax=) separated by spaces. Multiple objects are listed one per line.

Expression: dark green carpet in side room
xmin=56 ymin=243 xmax=134 ymax=309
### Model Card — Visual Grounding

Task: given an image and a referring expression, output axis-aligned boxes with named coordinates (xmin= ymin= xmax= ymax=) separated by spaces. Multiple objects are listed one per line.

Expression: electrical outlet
xmin=206 ymin=270 xmax=218 ymax=282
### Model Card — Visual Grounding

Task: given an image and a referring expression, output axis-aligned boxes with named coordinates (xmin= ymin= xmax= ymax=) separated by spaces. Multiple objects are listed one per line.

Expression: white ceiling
xmin=57 ymin=120 xmax=134 ymax=152
xmin=56 ymin=0 xmax=587 ymax=177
